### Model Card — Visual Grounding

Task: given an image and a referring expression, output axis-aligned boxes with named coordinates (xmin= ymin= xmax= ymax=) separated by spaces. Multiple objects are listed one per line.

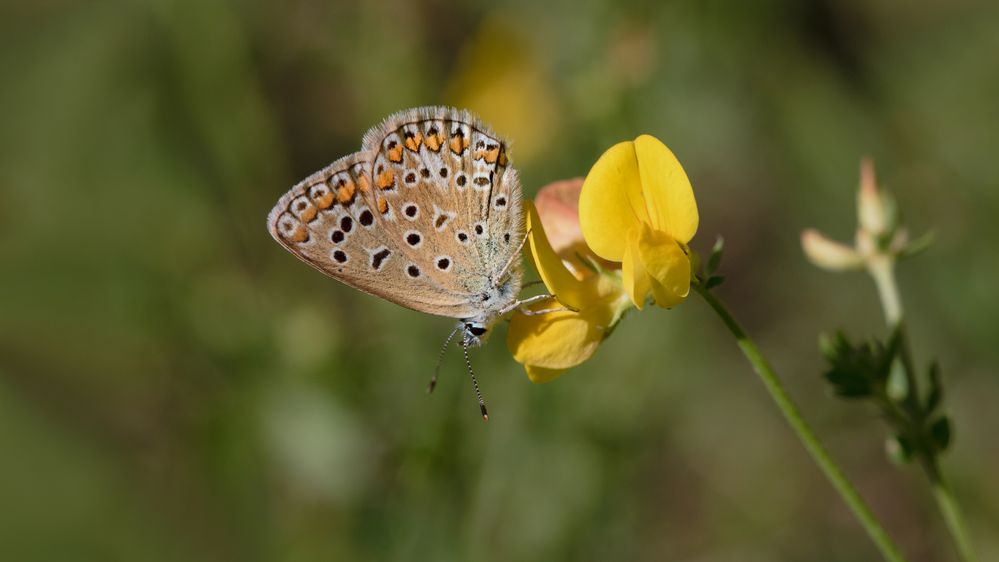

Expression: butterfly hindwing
xmin=267 ymin=152 xmax=481 ymax=318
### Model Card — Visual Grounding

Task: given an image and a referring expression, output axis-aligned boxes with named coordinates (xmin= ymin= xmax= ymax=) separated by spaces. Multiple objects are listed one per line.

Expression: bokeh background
xmin=2 ymin=1 xmax=997 ymax=560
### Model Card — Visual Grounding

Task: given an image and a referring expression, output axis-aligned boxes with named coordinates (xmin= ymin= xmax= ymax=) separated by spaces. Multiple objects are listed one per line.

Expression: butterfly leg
xmin=502 ymin=294 xmax=580 ymax=317
xmin=499 ymin=293 xmax=554 ymax=316
xmin=517 ymin=306 xmax=574 ymax=316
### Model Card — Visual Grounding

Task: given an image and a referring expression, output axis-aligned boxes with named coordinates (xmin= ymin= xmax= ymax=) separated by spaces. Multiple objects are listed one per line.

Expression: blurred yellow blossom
xmin=446 ymin=17 xmax=558 ymax=164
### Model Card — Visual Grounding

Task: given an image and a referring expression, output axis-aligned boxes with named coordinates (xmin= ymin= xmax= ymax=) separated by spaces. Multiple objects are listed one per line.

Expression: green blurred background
xmin=1 ymin=1 xmax=997 ymax=560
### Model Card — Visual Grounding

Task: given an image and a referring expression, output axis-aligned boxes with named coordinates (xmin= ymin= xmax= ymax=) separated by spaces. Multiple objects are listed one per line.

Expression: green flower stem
xmin=693 ymin=283 xmax=907 ymax=562
xmin=868 ymin=259 xmax=921 ymax=415
xmin=930 ymin=469 xmax=978 ymax=562
xmin=868 ymin=256 xmax=903 ymax=326
xmin=867 ymin=259 xmax=978 ymax=562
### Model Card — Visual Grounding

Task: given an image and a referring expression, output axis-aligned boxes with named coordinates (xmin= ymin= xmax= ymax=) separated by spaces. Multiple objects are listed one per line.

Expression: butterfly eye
xmin=468 ymin=325 xmax=488 ymax=337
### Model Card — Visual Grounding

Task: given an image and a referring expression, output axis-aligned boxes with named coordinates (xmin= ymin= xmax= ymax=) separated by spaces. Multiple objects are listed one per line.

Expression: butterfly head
xmin=461 ymin=321 xmax=491 ymax=347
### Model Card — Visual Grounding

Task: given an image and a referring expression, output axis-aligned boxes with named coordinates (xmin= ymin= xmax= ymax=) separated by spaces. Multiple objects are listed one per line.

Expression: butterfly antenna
xmin=462 ymin=338 xmax=489 ymax=421
xmin=427 ymin=325 xmax=461 ymax=394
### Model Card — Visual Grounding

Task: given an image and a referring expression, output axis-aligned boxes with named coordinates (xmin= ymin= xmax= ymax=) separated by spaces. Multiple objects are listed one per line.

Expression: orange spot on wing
xmin=356 ymin=175 xmax=371 ymax=194
xmin=449 ymin=135 xmax=469 ymax=155
xmin=299 ymin=204 xmax=318 ymax=223
xmin=405 ymin=132 xmax=423 ymax=152
xmin=426 ymin=133 xmax=443 ymax=152
xmin=337 ymin=178 xmax=357 ymax=203
xmin=290 ymin=225 xmax=309 ymax=243
xmin=377 ymin=197 xmax=389 ymax=214
xmin=498 ymin=148 xmax=508 ymax=166
xmin=314 ymin=186 xmax=335 ymax=209
xmin=484 ymin=146 xmax=500 ymax=164
xmin=377 ymin=169 xmax=396 ymax=190
xmin=388 ymin=144 xmax=404 ymax=163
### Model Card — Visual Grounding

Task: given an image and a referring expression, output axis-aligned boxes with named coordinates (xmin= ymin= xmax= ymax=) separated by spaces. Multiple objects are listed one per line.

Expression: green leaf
xmin=707 ymin=236 xmax=725 ymax=275
xmin=819 ymin=330 xmax=851 ymax=361
xmin=899 ymin=230 xmax=935 ymax=260
xmin=704 ymin=275 xmax=725 ymax=290
xmin=824 ymin=368 xmax=872 ymax=398
xmin=886 ymin=434 xmax=914 ymax=465
xmin=929 ymin=416 xmax=952 ymax=452
xmin=819 ymin=331 xmax=898 ymax=400
xmin=925 ymin=360 xmax=943 ymax=414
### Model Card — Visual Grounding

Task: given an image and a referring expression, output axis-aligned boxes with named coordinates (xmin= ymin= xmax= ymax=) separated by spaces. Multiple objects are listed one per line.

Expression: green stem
xmin=927 ymin=464 xmax=978 ymax=562
xmin=867 ymin=259 xmax=978 ymax=562
xmin=868 ymin=259 xmax=921 ymax=415
xmin=693 ymin=283 xmax=907 ymax=562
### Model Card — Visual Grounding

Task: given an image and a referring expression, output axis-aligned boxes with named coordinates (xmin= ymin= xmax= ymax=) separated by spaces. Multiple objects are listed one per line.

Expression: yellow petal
xmin=621 ymin=229 xmax=651 ymax=310
xmin=578 ymin=141 xmax=650 ymax=261
xmin=524 ymin=365 xmax=566 ymax=384
xmin=633 ymin=135 xmax=699 ymax=243
xmin=636 ymin=224 xmax=690 ymax=308
xmin=525 ymin=201 xmax=588 ymax=311
xmin=507 ymin=307 xmax=604 ymax=370
xmin=507 ymin=275 xmax=626 ymax=381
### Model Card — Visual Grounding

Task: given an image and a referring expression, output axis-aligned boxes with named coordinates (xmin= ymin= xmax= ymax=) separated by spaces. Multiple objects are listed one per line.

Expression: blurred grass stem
xmin=693 ymin=283 xmax=907 ymax=562
xmin=867 ymin=259 xmax=978 ymax=562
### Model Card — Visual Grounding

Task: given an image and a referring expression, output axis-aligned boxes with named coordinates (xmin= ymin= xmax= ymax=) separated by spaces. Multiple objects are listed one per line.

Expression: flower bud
xmin=801 ymin=229 xmax=864 ymax=271
xmin=534 ymin=178 xmax=585 ymax=254
xmin=857 ymin=158 xmax=891 ymax=237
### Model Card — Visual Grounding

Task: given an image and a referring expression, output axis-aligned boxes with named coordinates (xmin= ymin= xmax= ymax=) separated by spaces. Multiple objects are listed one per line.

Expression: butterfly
xmin=267 ymin=107 xmax=557 ymax=419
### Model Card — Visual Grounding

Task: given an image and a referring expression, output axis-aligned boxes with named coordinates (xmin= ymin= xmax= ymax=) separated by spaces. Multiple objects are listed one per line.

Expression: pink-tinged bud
xmin=534 ymin=178 xmax=585 ymax=254
xmin=801 ymin=229 xmax=864 ymax=271
xmin=857 ymin=158 xmax=889 ymax=237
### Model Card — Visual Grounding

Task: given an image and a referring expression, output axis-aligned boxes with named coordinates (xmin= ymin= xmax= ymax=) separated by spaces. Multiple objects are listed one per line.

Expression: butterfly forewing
xmin=362 ymin=108 xmax=523 ymax=292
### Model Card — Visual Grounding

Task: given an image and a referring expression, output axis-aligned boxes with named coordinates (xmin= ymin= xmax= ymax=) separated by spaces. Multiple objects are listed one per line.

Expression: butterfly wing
xmin=359 ymin=107 xmax=524 ymax=307
xmin=267 ymin=152 xmax=484 ymax=319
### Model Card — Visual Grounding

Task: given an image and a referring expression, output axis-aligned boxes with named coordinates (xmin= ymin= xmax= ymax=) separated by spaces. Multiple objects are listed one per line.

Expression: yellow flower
xmin=578 ymin=135 xmax=699 ymax=309
xmin=508 ymin=136 xmax=698 ymax=382
xmin=507 ymin=180 xmax=631 ymax=383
